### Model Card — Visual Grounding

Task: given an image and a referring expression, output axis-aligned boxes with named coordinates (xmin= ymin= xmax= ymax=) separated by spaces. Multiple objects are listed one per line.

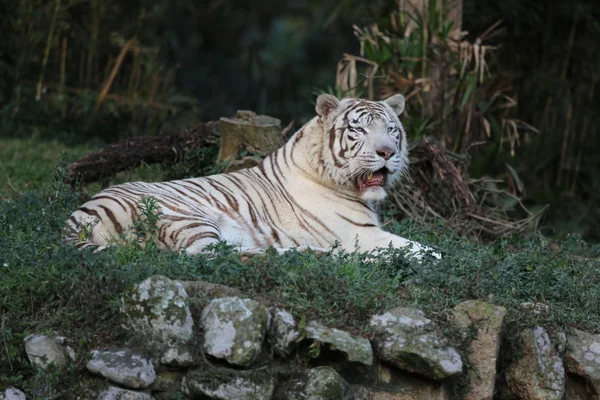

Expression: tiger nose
xmin=376 ymin=146 xmax=395 ymax=160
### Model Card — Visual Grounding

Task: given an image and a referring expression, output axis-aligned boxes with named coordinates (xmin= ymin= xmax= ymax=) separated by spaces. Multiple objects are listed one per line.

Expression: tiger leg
xmin=366 ymin=232 xmax=441 ymax=261
xmin=177 ymin=226 xmax=223 ymax=255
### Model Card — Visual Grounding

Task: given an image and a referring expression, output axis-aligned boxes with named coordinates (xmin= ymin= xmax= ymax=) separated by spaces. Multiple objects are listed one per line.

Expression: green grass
xmin=0 ymin=137 xmax=95 ymax=199
xmin=0 ymin=137 xmax=198 ymax=200
xmin=1 ymin=146 xmax=599 ymax=396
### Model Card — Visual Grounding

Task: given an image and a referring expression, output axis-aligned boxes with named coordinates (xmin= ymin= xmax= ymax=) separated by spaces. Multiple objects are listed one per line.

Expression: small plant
xmin=308 ymin=341 xmax=322 ymax=359
xmin=76 ymin=217 xmax=99 ymax=243
xmin=130 ymin=196 xmax=163 ymax=250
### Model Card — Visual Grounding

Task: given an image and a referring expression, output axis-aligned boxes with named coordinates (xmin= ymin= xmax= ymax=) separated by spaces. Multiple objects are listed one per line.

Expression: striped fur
xmin=65 ymin=94 xmax=439 ymax=259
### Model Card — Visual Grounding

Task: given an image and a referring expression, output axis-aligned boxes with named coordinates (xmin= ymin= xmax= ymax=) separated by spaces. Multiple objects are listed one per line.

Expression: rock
xmin=86 ymin=349 xmax=156 ymax=389
xmin=304 ymin=321 xmax=373 ymax=366
xmin=96 ymin=386 xmax=152 ymax=400
xmin=23 ymin=334 xmax=76 ymax=369
xmin=506 ymin=327 xmax=565 ymax=400
xmin=120 ymin=275 xmax=193 ymax=366
xmin=182 ymin=368 xmax=276 ymax=400
xmin=121 ymin=275 xmax=193 ymax=342
xmin=565 ymin=374 xmax=595 ymax=400
xmin=150 ymin=370 xmax=185 ymax=393
xmin=268 ymin=308 xmax=301 ymax=358
xmin=305 ymin=367 xmax=347 ymax=399
xmin=201 ymin=297 xmax=269 ymax=367
xmin=0 ymin=388 xmax=26 ymax=400
xmin=178 ymin=280 xmax=244 ymax=300
xmin=369 ymin=307 xmax=462 ymax=380
xmin=351 ymin=387 xmax=447 ymax=400
xmin=280 ymin=366 xmax=348 ymax=400
xmin=452 ymin=300 xmax=506 ymax=399
xmin=565 ymin=328 xmax=600 ymax=394
xmin=350 ymin=368 xmax=449 ymax=400
xmin=158 ymin=346 xmax=194 ymax=367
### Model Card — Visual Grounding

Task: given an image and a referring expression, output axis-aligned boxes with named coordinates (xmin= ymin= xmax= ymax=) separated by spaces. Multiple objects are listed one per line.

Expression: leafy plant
xmin=339 ymin=3 xmax=537 ymax=156
xmin=130 ymin=196 xmax=163 ymax=249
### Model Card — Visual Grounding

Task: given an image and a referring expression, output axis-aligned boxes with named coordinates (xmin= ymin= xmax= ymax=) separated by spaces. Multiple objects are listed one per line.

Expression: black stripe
xmin=337 ymin=213 xmax=377 ymax=227
xmin=98 ymin=205 xmax=123 ymax=235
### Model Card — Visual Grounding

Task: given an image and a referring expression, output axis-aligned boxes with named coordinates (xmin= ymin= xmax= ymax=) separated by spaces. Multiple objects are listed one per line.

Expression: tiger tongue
xmin=359 ymin=171 xmax=385 ymax=191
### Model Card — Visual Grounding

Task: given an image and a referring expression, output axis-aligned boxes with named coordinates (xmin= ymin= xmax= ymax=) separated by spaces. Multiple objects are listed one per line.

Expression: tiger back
xmin=65 ymin=94 xmax=439 ymax=259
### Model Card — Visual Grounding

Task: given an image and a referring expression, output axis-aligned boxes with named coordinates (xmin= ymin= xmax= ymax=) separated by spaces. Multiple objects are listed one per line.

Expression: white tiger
xmin=65 ymin=94 xmax=440 ymax=260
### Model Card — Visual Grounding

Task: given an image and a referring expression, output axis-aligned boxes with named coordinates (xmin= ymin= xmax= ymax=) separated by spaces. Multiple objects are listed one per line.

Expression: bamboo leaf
xmin=505 ymin=163 xmax=525 ymax=193
xmin=460 ymin=78 xmax=477 ymax=110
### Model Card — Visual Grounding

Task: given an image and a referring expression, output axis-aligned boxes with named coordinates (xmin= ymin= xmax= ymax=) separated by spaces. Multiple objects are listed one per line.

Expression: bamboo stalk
xmin=59 ymin=37 xmax=67 ymax=96
xmin=60 ymin=36 xmax=68 ymax=118
xmin=94 ymin=35 xmax=137 ymax=112
xmin=561 ymin=16 xmax=577 ymax=82
xmin=36 ymin=0 xmax=61 ymax=101
xmin=556 ymin=102 xmax=573 ymax=186
xmin=570 ymin=81 xmax=595 ymax=193
xmin=79 ymin=50 xmax=85 ymax=86
xmin=86 ymin=0 xmax=100 ymax=86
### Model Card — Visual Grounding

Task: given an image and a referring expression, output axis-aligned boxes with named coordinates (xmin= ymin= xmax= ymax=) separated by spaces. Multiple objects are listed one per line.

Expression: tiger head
xmin=312 ymin=93 xmax=409 ymax=202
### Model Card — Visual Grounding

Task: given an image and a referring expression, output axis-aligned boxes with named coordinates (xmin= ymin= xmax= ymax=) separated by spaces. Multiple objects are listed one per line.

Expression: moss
xmin=304 ymin=322 xmax=373 ymax=366
xmin=202 ymin=297 xmax=268 ymax=366
xmin=121 ymin=275 xmax=193 ymax=342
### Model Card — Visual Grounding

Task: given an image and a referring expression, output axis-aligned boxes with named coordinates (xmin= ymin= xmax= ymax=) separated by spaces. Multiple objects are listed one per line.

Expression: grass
xmin=1 ymin=143 xmax=599 ymax=396
xmin=0 ymin=137 xmax=94 ymax=199
xmin=0 ymin=137 xmax=190 ymax=200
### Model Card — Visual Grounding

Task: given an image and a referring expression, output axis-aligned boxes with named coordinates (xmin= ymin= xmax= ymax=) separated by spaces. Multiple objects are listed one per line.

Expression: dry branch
xmin=391 ymin=138 xmax=543 ymax=239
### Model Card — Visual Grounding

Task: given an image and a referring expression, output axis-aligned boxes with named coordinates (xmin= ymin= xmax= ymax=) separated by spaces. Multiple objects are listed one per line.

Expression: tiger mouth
xmin=358 ymin=167 xmax=388 ymax=192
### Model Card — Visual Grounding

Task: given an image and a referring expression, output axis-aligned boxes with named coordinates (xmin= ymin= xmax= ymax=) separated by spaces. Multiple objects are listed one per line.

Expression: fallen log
xmin=67 ymin=121 xmax=219 ymax=185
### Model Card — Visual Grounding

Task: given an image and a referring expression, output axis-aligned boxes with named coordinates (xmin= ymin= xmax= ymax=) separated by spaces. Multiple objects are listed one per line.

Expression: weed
xmin=130 ymin=196 xmax=163 ymax=250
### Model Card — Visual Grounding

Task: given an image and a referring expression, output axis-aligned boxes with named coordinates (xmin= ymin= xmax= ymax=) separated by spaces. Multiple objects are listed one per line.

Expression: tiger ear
xmin=316 ymin=94 xmax=340 ymax=119
xmin=383 ymin=94 xmax=405 ymax=115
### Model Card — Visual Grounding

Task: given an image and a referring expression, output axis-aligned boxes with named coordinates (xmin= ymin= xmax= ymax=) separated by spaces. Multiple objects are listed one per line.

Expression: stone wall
xmin=4 ymin=275 xmax=600 ymax=400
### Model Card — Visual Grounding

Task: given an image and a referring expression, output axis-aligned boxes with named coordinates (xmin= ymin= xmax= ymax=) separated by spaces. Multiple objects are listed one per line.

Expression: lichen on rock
xmin=201 ymin=297 xmax=269 ymax=367
xmin=24 ymin=334 xmax=76 ymax=369
xmin=268 ymin=307 xmax=301 ymax=358
xmin=96 ymin=385 xmax=153 ymax=400
xmin=279 ymin=366 xmax=348 ymax=400
xmin=304 ymin=321 xmax=373 ymax=366
xmin=370 ymin=307 xmax=462 ymax=380
xmin=121 ymin=275 xmax=193 ymax=342
xmin=120 ymin=275 xmax=194 ymax=367
xmin=182 ymin=367 xmax=276 ymax=400
xmin=565 ymin=327 xmax=600 ymax=394
xmin=506 ymin=326 xmax=565 ymax=400
xmin=86 ymin=349 xmax=156 ymax=389
xmin=452 ymin=300 xmax=505 ymax=398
